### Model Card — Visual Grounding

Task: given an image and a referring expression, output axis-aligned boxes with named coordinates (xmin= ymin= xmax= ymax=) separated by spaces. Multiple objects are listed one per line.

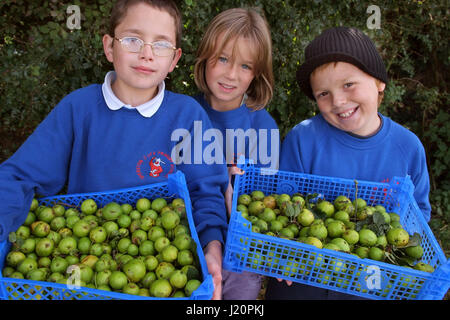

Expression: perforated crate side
xmin=0 ymin=171 xmax=213 ymax=300
xmin=224 ymin=166 xmax=450 ymax=300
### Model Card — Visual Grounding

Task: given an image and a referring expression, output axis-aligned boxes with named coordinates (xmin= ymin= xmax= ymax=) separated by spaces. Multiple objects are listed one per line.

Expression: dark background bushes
xmin=0 ymin=0 xmax=448 ymax=255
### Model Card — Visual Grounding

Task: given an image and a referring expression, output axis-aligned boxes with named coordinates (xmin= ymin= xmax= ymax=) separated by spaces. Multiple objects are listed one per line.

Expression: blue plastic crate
xmin=0 ymin=171 xmax=213 ymax=300
xmin=223 ymin=165 xmax=450 ymax=300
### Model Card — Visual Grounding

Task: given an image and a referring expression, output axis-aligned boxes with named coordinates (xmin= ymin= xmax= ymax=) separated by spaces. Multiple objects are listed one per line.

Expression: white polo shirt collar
xmin=101 ymin=71 xmax=164 ymax=118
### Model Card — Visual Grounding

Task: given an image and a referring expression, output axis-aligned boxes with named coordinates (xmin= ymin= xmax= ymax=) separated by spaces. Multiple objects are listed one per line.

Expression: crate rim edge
xmin=231 ymin=165 xmax=414 ymax=211
xmin=37 ymin=174 xmax=178 ymax=204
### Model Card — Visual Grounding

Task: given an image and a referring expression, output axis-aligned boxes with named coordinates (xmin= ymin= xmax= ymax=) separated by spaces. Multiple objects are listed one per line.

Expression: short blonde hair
xmin=311 ymin=62 xmax=385 ymax=107
xmin=194 ymin=8 xmax=274 ymax=110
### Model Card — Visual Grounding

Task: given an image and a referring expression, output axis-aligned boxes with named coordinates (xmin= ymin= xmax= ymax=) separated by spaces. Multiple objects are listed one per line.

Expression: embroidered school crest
xmin=149 ymin=157 xmax=164 ymax=177
xmin=136 ymin=151 xmax=175 ymax=179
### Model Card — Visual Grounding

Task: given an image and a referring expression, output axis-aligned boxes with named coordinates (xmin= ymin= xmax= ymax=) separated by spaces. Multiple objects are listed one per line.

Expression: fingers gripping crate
xmin=223 ymin=165 xmax=450 ymax=300
xmin=0 ymin=171 xmax=214 ymax=300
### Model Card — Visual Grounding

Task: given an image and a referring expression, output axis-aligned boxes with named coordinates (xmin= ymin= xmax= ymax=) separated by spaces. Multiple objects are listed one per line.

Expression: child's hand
xmin=204 ymin=240 xmax=223 ymax=300
xmin=225 ymin=166 xmax=245 ymax=217
xmin=277 ymin=278 xmax=293 ymax=286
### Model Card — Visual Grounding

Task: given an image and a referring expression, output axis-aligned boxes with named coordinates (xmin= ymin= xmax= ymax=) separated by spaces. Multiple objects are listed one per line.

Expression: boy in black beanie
xmin=265 ymin=27 xmax=431 ymax=300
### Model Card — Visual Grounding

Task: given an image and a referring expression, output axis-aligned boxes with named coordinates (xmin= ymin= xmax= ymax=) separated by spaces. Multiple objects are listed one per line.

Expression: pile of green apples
xmin=2 ymin=196 xmax=203 ymax=298
xmin=236 ymin=190 xmax=434 ymax=273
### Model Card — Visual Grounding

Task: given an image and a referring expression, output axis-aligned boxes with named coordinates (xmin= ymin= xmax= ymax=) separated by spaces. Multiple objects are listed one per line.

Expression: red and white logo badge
xmin=136 ymin=151 xmax=175 ymax=179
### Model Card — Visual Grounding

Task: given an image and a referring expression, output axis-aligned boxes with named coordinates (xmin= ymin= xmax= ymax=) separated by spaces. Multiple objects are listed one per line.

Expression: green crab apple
xmin=102 ymin=202 xmax=123 ymax=221
xmin=368 ymin=247 xmax=385 ymax=261
xmin=150 ymin=279 xmax=172 ymax=297
xmin=72 ymin=220 xmax=91 ymax=238
xmin=6 ymin=251 xmax=26 ymax=267
xmin=169 ymin=270 xmax=188 ymax=289
xmin=139 ymin=240 xmax=155 ymax=256
xmin=387 ymin=228 xmax=410 ymax=247
xmin=238 ymin=194 xmax=252 ymax=206
xmin=342 ymin=229 xmax=359 ymax=245
xmin=309 ymin=223 xmax=328 ymax=241
xmin=334 ymin=195 xmax=355 ymax=215
xmin=155 ymin=262 xmax=176 ymax=280
xmin=184 ymin=279 xmax=201 ymax=297
xmin=327 ymin=220 xmax=346 ymax=238
xmin=89 ymin=226 xmax=107 ymax=243
xmin=251 ymin=190 xmax=265 ymax=201
xmin=151 ymin=198 xmax=167 ymax=213
xmin=109 ymin=271 xmax=128 ymax=290
xmin=160 ymin=245 xmax=178 ymax=263
xmin=297 ymin=208 xmax=315 ymax=227
xmin=23 ymin=211 xmax=36 ymax=226
xmin=263 ymin=195 xmax=277 ymax=209
xmin=50 ymin=256 xmax=69 ymax=273
xmin=330 ymin=238 xmax=351 ymax=252
xmin=17 ymin=257 xmax=38 ymax=275
xmin=31 ymin=221 xmax=51 ymax=238
xmin=359 ymin=229 xmax=378 ymax=247
xmin=81 ymin=199 xmax=97 ymax=215
xmin=35 ymin=238 xmax=55 ymax=257
xmin=315 ymin=200 xmax=335 ymax=218
xmin=30 ymin=198 xmax=39 ymax=212
xmin=177 ymin=250 xmax=194 ymax=268
xmin=58 ymin=237 xmax=77 ymax=255
xmin=305 ymin=236 xmax=323 ymax=249
xmin=136 ymin=198 xmax=151 ymax=212
xmin=20 ymin=238 xmax=36 ymax=254
xmin=172 ymin=234 xmax=192 ymax=251
xmin=123 ymin=258 xmax=146 ymax=282
xmin=37 ymin=207 xmax=55 ymax=223
xmin=405 ymin=245 xmax=424 ymax=259
xmin=248 ymin=201 xmax=265 ymax=216
xmin=160 ymin=210 xmax=180 ymax=230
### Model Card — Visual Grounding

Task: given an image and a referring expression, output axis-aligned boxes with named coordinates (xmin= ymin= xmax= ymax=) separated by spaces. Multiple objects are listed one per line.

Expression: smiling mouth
xmin=338 ymin=107 xmax=358 ymax=118
xmin=219 ymin=82 xmax=235 ymax=90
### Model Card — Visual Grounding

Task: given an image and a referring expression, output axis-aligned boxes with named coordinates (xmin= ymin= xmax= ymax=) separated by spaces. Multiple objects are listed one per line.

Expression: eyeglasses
xmin=114 ymin=37 xmax=177 ymax=57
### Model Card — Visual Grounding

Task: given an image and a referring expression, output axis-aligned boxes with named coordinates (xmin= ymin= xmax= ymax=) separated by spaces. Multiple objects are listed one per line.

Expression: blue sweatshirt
xmin=0 ymin=84 xmax=229 ymax=247
xmin=194 ymin=94 xmax=280 ymax=170
xmin=280 ymin=113 xmax=431 ymax=221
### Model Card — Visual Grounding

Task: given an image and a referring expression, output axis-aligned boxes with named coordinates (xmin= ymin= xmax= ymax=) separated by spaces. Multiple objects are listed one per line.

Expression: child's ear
xmin=377 ymin=81 xmax=386 ymax=93
xmin=103 ymin=34 xmax=114 ymax=63
xmin=168 ymin=48 xmax=182 ymax=73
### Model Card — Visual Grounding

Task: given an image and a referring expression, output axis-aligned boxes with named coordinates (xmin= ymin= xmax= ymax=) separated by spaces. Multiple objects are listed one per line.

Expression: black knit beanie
xmin=297 ymin=27 xmax=388 ymax=100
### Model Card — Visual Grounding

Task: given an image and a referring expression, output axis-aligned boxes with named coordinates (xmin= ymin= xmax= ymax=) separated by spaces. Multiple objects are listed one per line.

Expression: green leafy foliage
xmin=284 ymin=201 xmax=302 ymax=222
xmin=356 ymin=211 xmax=391 ymax=237
xmin=385 ymin=233 xmax=422 ymax=267
xmin=0 ymin=0 xmax=448 ymax=255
